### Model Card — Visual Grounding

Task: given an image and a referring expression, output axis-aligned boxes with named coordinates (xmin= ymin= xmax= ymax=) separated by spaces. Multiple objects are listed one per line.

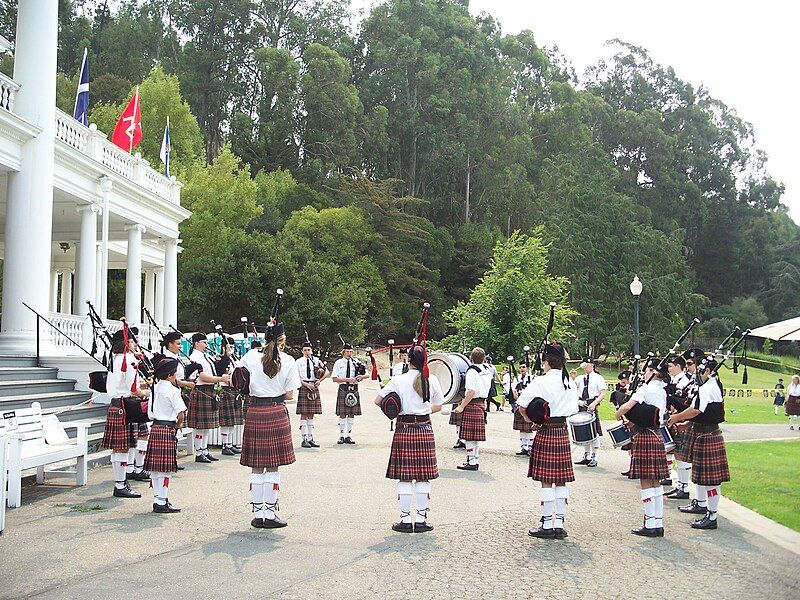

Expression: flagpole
xmin=130 ymin=86 xmax=139 ymax=154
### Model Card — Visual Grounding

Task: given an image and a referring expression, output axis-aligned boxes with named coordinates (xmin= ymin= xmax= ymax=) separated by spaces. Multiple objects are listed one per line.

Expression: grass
xmin=725 ymin=440 xmax=800 ymax=532
xmin=55 ymin=503 xmax=106 ymax=513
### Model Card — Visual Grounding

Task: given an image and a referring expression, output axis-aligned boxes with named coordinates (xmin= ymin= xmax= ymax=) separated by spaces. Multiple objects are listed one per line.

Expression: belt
xmin=397 ymin=415 xmax=431 ymax=423
xmin=152 ymin=419 xmax=177 ymax=428
xmin=110 ymin=397 xmax=132 ymax=406
xmin=470 ymin=397 xmax=486 ymax=404
xmin=693 ymin=423 xmax=720 ymax=433
xmin=196 ymin=384 xmax=215 ymax=391
xmin=547 ymin=417 xmax=567 ymax=424
xmin=249 ymin=396 xmax=285 ymax=407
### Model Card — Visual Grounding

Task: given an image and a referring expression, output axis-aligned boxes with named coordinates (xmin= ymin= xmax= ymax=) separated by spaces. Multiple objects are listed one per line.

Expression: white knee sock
xmin=220 ymin=426 xmax=234 ymax=447
xmin=151 ymin=472 xmax=166 ymax=505
xmin=653 ymin=486 xmax=664 ymax=528
xmin=465 ymin=441 xmax=478 ymax=465
xmin=415 ymin=481 xmax=432 ymax=523
xmin=135 ymin=439 xmax=147 ymax=470
xmin=338 ymin=419 xmax=347 ymax=437
xmin=250 ymin=473 xmax=265 ymax=518
xmin=581 ymin=446 xmax=590 ymax=460
xmin=519 ymin=434 xmax=527 ymax=450
xmin=194 ymin=430 xmax=206 ymax=455
xmin=455 ymin=426 xmax=461 ymax=441
xmin=641 ymin=488 xmax=657 ymax=529
xmin=346 ymin=416 xmax=354 ymax=436
xmin=705 ymin=485 xmax=720 ymax=519
xmin=126 ymin=447 xmax=136 ymax=473
xmin=554 ymin=485 xmax=569 ymax=529
xmin=695 ymin=484 xmax=708 ymax=508
xmin=540 ymin=486 xmax=555 ymax=529
xmin=263 ymin=472 xmax=280 ymax=520
xmin=300 ymin=420 xmax=308 ymax=440
xmin=666 ymin=455 xmax=674 ymax=479
xmin=677 ymin=461 xmax=691 ymax=491
xmin=307 ymin=420 xmax=315 ymax=440
xmin=397 ymin=481 xmax=413 ymax=523
xmin=111 ymin=453 xmax=128 ymax=489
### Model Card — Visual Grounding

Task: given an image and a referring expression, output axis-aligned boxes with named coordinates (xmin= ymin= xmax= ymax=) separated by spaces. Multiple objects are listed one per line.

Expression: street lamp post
xmin=630 ymin=275 xmax=643 ymax=356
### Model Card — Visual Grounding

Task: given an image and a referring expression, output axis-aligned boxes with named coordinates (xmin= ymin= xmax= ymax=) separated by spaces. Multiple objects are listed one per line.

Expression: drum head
xmin=427 ymin=352 xmax=469 ymax=403
xmin=568 ymin=412 xmax=596 ymax=425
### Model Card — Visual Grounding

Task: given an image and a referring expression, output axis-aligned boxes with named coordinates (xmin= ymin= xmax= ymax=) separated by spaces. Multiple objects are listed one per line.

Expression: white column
xmin=76 ymin=204 xmax=99 ymax=347
xmin=143 ymin=269 xmax=156 ymax=319
xmin=49 ymin=271 xmax=59 ymax=313
xmin=163 ymin=239 xmax=178 ymax=328
xmin=99 ymin=178 xmax=112 ymax=321
xmin=0 ymin=0 xmax=59 ymax=353
xmin=125 ymin=224 xmax=146 ymax=324
xmin=95 ymin=243 xmax=103 ymax=313
xmin=154 ymin=268 xmax=164 ymax=326
xmin=59 ymin=270 xmax=73 ymax=314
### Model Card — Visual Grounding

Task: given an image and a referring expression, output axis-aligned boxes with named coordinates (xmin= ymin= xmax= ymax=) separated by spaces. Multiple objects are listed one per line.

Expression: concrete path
xmin=1 ymin=380 xmax=798 ymax=599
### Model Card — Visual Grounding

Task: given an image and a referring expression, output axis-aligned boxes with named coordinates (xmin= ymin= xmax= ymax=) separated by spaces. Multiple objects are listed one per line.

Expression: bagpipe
xmin=303 ymin=323 xmax=327 ymax=380
xmin=230 ymin=289 xmax=285 ymax=395
xmin=523 ymin=302 xmax=560 ymax=425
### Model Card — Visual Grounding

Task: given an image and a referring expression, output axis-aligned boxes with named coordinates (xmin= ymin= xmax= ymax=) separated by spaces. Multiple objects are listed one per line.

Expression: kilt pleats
xmin=218 ymin=388 xmax=244 ymax=427
xmin=335 ymin=385 xmax=362 ymax=417
xmin=513 ymin=407 xmax=535 ymax=432
xmin=527 ymin=422 xmax=574 ymax=483
xmin=629 ymin=428 xmax=669 ymax=480
xmin=296 ymin=385 xmax=323 ymax=415
xmin=101 ymin=399 xmax=136 ymax=452
xmin=240 ymin=405 xmax=296 ymax=469
xmin=143 ymin=424 xmax=178 ymax=473
xmin=459 ymin=401 xmax=486 ymax=441
xmin=690 ymin=428 xmax=730 ymax=486
xmin=386 ymin=421 xmax=438 ymax=481
xmin=187 ymin=387 xmax=219 ymax=430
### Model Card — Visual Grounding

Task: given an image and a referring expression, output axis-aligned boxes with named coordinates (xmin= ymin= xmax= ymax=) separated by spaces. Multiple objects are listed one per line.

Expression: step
xmin=0 ymin=366 xmax=59 ymax=381
xmin=41 ymin=403 xmax=107 ymax=424
xmin=0 ymin=378 xmax=78 ymax=397
xmin=0 ymin=356 xmax=38 ymax=368
xmin=0 ymin=390 xmax=92 ymax=411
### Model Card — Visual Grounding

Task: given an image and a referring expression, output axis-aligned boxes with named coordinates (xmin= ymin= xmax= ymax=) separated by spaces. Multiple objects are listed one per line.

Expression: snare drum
xmin=659 ymin=425 xmax=675 ymax=453
xmin=607 ymin=422 xmax=632 ymax=448
xmin=567 ymin=412 xmax=598 ymax=445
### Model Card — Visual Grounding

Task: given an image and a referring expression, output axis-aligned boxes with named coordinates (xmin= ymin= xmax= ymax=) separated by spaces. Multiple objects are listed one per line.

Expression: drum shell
xmin=427 ymin=352 xmax=470 ymax=404
xmin=659 ymin=425 xmax=676 ymax=452
xmin=568 ymin=412 xmax=598 ymax=445
xmin=608 ymin=422 xmax=632 ymax=448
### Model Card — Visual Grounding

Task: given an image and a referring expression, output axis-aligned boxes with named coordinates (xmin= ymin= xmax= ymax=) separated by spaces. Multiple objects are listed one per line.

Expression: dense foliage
xmin=2 ymin=0 xmax=797 ymax=353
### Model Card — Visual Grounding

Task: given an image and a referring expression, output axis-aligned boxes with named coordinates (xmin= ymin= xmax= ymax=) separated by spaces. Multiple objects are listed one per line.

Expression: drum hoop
xmin=567 ymin=412 xmax=596 ymax=425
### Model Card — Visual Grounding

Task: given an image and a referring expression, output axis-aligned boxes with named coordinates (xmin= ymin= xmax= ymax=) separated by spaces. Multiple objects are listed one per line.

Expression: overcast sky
xmin=351 ymin=1 xmax=799 ymax=223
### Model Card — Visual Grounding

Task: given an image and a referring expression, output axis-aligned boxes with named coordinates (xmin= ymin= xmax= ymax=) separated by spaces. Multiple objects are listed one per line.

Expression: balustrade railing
xmin=0 ymin=73 xmax=18 ymax=112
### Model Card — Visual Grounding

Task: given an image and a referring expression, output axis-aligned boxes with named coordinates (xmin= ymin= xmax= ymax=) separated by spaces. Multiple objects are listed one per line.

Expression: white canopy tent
xmin=747 ymin=317 xmax=800 ymax=341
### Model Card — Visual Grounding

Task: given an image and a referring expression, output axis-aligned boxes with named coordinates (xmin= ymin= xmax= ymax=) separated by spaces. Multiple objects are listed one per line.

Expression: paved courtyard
xmin=1 ymin=379 xmax=798 ymax=599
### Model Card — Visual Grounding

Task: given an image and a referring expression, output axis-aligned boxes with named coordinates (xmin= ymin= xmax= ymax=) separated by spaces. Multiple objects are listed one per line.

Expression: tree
xmin=442 ymin=231 xmax=577 ymax=359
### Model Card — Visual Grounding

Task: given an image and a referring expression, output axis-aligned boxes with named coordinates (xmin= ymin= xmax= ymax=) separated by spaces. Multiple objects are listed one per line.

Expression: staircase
xmin=0 ymin=355 xmax=108 ymax=452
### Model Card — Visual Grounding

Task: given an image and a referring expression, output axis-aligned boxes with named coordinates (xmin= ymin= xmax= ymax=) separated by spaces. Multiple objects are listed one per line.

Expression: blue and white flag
xmin=159 ymin=116 xmax=171 ymax=179
xmin=72 ymin=48 xmax=89 ymax=126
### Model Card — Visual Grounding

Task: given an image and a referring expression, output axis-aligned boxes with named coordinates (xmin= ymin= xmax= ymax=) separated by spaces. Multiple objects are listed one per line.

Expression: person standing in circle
xmin=452 ymin=347 xmax=492 ymax=471
xmin=785 ymin=375 xmax=800 ymax=429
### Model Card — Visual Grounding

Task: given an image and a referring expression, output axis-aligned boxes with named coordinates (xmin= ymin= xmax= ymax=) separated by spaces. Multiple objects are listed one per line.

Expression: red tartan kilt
xmin=143 ymin=424 xmax=178 ymax=472
xmin=459 ymin=401 xmax=486 ymax=441
xmin=672 ymin=425 xmax=693 ymax=463
xmin=101 ymin=399 xmax=135 ymax=452
xmin=690 ymin=428 xmax=730 ymax=485
xmin=240 ymin=405 xmax=296 ymax=469
xmin=296 ymin=385 xmax=323 ymax=415
xmin=218 ymin=388 xmax=243 ymax=426
xmin=187 ymin=387 xmax=219 ymax=429
xmin=386 ymin=421 xmax=439 ymax=480
xmin=629 ymin=428 xmax=669 ymax=480
xmin=513 ymin=408 xmax=535 ymax=432
xmin=335 ymin=386 xmax=362 ymax=417
xmin=449 ymin=408 xmax=462 ymax=426
xmin=528 ymin=422 xmax=574 ymax=482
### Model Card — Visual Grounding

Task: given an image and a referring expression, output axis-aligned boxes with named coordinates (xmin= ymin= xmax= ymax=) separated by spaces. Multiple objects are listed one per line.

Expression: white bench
xmin=1 ymin=402 xmax=89 ymax=508
xmin=177 ymin=427 xmax=195 ymax=455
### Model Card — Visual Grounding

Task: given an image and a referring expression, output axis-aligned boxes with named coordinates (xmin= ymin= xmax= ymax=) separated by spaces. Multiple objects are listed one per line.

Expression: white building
xmin=0 ymin=2 xmax=190 ymax=386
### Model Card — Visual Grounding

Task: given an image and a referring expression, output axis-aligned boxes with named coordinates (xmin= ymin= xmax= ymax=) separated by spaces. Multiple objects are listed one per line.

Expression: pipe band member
xmin=297 ymin=340 xmax=329 ymax=448
xmin=785 ymin=375 xmax=800 ymax=429
xmin=517 ymin=342 xmax=579 ymax=540
xmin=669 ymin=358 xmax=730 ymax=530
xmin=238 ymin=322 xmax=300 ymax=529
xmin=218 ymin=336 xmax=243 ymax=456
xmin=664 ymin=354 xmax=692 ymax=498
xmin=332 ymin=343 xmax=368 ymax=444
xmin=375 ymin=345 xmax=445 ymax=533
xmin=574 ymin=357 xmax=606 ymax=467
xmin=453 ymin=347 xmax=492 ymax=471
xmin=512 ymin=361 xmax=535 ymax=456
xmin=101 ymin=326 xmax=150 ymax=499
xmin=616 ymin=358 xmax=669 ymax=537
xmin=188 ymin=333 xmax=229 ymax=463
xmin=390 ymin=347 xmax=410 ymax=376
xmin=145 ymin=357 xmax=186 ymax=513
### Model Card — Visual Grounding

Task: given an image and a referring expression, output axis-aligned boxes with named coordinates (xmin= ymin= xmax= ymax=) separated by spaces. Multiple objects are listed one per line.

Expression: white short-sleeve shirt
xmin=695 ymin=377 xmax=724 ymax=413
xmin=391 ymin=362 xmax=410 ymax=377
xmin=149 ymin=380 xmax=187 ymax=421
xmin=162 ymin=348 xmax=185 ymax=380
xmin=241 ymin=350 xmax=300 ymax=398
xmin=517 ymin=368 xmax=579 ymax=417
xmin=297 ymin=355 xmax=324 ymax=382
xmin=106 ymin=353 xmax=140 ymax=397
xmin=631 ymin=379 xmax=667 ymax=414
xmin=576 ymin=370 xmax=606 ymax=400
xmin=465 ymin=364 xmax=493 ymax=398
xmin=332 ymin=356 xmax=360 ymax=381
xmin=378 ymin=371 xmax=445 ymax=415
xmin=189 ymin=349 xmax=218 ymax=383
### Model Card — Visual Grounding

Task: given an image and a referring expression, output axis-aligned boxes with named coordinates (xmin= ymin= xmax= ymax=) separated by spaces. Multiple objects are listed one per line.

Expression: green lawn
xmin=725 ymin=440 xmax=800 ymax=532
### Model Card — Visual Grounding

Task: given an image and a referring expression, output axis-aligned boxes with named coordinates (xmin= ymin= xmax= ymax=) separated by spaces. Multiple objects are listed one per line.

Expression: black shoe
xmin=231 ymin=446 xmax=242 ymax=454
xmin=586 ymin=458 xmax=598 ymax=467
xmin=251 ymin=518 xmax=266 ymax=528
xmin=528 ymin=527 xmax=555 ymax=539
xmin=574 ymin=458 xmax=590 ymax=465
xmin=153 ymin=502 xmax=181 ymax=513
xmin=631 ymin=525 xmax=662 ymax=537
xmin=308 ymin=439 xmax=320 ymax=448
xmin=337 ymin=437 xmax=345 ymax=445
xmin=221 ymin=446 xmax=237 ymax=456
xmin=453 ymin=440 xmax=466 ymax=449
xmin=456 ymin=463 xmax=479 ymax=471
xmin=665 ymin=488 xmax=690 ymax=500
xmin=262 ymin=517 xmax=288 ymax=529
xmin=414 ymin=521 xmax=434 ymax=533
xmin=660 ymin=477 xmax=673 ymax=486
xmin=621 ymin=470 xmax=631 ymax=477
xmin=678 ymin=499 xmax=707 ymax=514
xmin=392 ymin=522 xmax=414 ymax=533
xmin=497 ymin=408 xmax=504 ymax=412
xmin=516 ymin=449 xmax=529 ymax=456
xmin=195 ymin=454 xmax=213 ymax=463
xmin=129 ymin=470 xmax=150 ymax=481
xmin=301 ymin=440 xmax=312 ymax=448
xmin=553 ymin=528 xmax=568 ymax=539
xmin=691 ymin=515 xmax=718 ymax=529
xmin=177 ymin=465 xmax=185 ymax=471
xmin=205 ymin=453 xmax=219 ymax=462
xmin=344 ymin=437 xmax=355 ymax=444
xmin=113 ymin=485 xmax=141 ymax=499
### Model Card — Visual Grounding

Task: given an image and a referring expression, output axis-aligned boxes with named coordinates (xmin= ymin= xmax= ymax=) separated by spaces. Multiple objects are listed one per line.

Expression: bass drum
xmin=427 ymin=352 xmax=470 ymax=404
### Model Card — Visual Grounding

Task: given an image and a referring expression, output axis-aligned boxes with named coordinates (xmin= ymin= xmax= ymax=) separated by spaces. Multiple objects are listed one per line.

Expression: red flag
xmin=111 ymin=87 xmax=142 ymax=152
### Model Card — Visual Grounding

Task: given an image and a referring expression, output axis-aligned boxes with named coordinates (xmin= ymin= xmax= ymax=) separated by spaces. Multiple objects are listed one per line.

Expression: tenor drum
xmin=427 ymin=352 xmax=470 ymax=404
xmin=567 ymin=412 xmax=598 ymax=445
xmin=607 ymin=422 xmax=632 ymax=448
xmin=659 ymin=425 xmax=676 ymax=453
